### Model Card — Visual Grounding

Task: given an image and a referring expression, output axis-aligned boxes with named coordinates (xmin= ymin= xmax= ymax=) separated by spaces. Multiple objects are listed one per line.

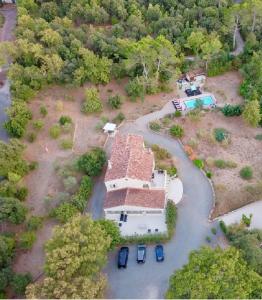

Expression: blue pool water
xmin=185 ymin=95 xmax=214 ymax=109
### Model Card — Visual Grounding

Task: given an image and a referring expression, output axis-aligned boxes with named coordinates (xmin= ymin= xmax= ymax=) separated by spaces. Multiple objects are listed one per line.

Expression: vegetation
xmin=214 ymin=159 xmax=237 ymax=169
xmin=59 ymin=115 xmax=72 ymax=126
xmin=82 ymin=88 xmax=103 ymax=114
xmin=221 ymin=104 xmax=243 ymax=117
xmin=0 ymin=197 xmax=27 ymax=224
xmin=96 ymin=219 xmax=121 ymax=250
xmin=52 ymin=202 xmax=79 ymax=223
xmin=240 ymin=166 xmax=253 ymax=180
xmin=213 ymin=128 xmax=230 ymax=143
xmin=49 ymin=124 xmax=61 ymax=139
xmin=193 ymin=159 xmax=204 ymax=169
xmin=26 ymin=216 xmax=43 ymax=231
xmin=108 ymin=94 xmax=122 ymax=109
xmin=165 ymin=200 xmax=177 ymax=237
xmin=77 ymin=148 xmax=106 ymax=177
xmin=26 ymin=215 xmax=112 ymax=298
xmin=166 ymin=246 xmax=262 ymax=299
xmin=18 ymin=231 xmax=36 ymax=250
xmin=242 ymin=100 xmax=261 ymax=127
xmin=11 ymin=273 xmax=32 ymax=296
xmin=169 ymin=125 xmax=184 ymax=138
xmin=149 ymin=121 xmax=161 ymax=132
xmin=59 ymin=139 xmax=73 ymax=150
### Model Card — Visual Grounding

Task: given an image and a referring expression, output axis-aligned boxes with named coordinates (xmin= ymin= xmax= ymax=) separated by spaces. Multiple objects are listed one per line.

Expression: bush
xmin=49 ymin=124 xmax=61 ymax=139
xmin=19 ymin=231 xmax=36 ymax=250
xmin=167 ymin=166 xmax=177 ymax=177
xmin=211 ymin=228 xmax=217 ymax=235
xmin=214 ymin=159 xmax=237 ymax=169
xmin=61 ymin=122 xmax=73 ymax=134
xmin=32 ymin=120 xmax=44 ymax=131
xmin=11 ymin=273 xmax=32 ymax=296
xmin=206 ymin=171 xmax=212 ymax=178
xmin=63 ymin=176 xmax=78 ymax=193
xmin=221 ymin=104 xmax=243 ymax=117
xmin=28 ymin=161 xmax=38 ymax=171
xmin=213 ymin=128 xmax=229 ymax=142
xmin=77 ymin=148 xmax=106 ymax=177
xmin=151 ymin=144 xmax=170 ymax=160
xmin=71 ymin=176 xmax=93 ymax=212
xmin=255 ymin=134 xmax=262 ymax=140
xmin=219 ymin=220 xmax=227 ymax=234
xmin=240 ymin=166 xmax=253 ymax=180
xmin=193 ymin=159 xmax=204 ymax=169
xmin=166 ymin=200 xmax=177 ymax=237
xmin=206 ymin=236 xmax=211 ymax=243
xmin=26 ymin=216 xmax=43 ymax=231
xmin=59 ymin=115 xmax=72 ymax=126
xmin=40 ymin=105 xmax=48 ymax=117
xmin=0 ymin=197 xmax=27 ymax=224
xmin=125 ymin=78 xmax=144 ymax=101
xmin=59 ymin=139 xmax=73 ymax=150
xmin=96 ymin=219 xmax=121 ymax=250
xmin=0 ymin=235 xmax=15 ymax=268
xmin=241 ymin=213 xmax=253 ymax=227
xmin=149 ymin=121 xmax=161 ymax=132
xmin=170 ymin=125 xmax=184 ymax=138
xmin=174 ymin=111 xmax=182 ymax=117
xmin=112 ymin=112 xmax=125 ymax=124
xmin=15 ymin=187 xmax=28 ymax=201
xmin=55 ymin=100 xmax=63 ymax=112
xmin=82 ymin=88 xmax=103 ymax=113
xmin=0 ymin=267 xmax=13 ymax=292
xmin=52 ymin=203 xmax=79 ymax=223
xmin=187 ymin=109 xmax=202 ymax=122
xmin=27 ymin=132 xmax=36 ymax=143
xmin=108 ymin=94 xmax=122 ymax=109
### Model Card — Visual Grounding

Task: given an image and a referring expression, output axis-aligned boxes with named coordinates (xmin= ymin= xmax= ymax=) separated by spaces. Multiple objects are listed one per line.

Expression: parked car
xmin=137 ymin=245 xmax=146 ymax=263
xmin=155 ymin=244 xmax=164 ymax=262
xmin=118 ymin=247 xmax=129 ymax=268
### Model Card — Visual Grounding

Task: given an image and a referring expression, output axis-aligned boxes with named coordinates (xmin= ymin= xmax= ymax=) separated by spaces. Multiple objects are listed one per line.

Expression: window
xmin=110 ymin=184 xmax=116 ymax=188
xmin=145 ymin=210 xmax=162 ymax=214
xmin=143 ymin=184 xmax=149 ymax=188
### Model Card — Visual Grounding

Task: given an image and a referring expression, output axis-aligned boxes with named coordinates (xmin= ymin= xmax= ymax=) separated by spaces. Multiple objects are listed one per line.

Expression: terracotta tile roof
xmin=104 ymin=188 xmax=165 ymax=209
xmin=105 ymin=134 xmax=154 ymax=182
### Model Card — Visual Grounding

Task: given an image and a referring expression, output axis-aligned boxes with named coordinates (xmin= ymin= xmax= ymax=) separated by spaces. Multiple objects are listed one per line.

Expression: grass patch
xmin=151 ymin=144 xmax=170 ymax=160
xmin=49 ymin=124 xmax=61 ymax=139
xmin=214 ymin=159 xmax=237 ymax=169
xmin=59 ymin=139 xmax=73 ymax=150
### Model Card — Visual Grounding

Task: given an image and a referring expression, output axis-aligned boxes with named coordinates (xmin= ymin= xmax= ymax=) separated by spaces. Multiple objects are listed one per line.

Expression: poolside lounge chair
xmin=172 ymin=100 xmax=182 ymax=111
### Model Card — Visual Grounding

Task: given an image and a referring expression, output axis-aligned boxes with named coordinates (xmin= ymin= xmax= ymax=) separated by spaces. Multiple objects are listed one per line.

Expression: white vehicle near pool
xmin=172 ymin=93 xmax=217 ymax=111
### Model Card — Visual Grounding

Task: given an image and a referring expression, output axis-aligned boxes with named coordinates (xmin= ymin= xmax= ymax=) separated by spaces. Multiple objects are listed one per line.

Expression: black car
xmin=155 ymin=244 xmax=164 ymax=262
xmin=118 ymin=247 xmax=129 ymax=268
xmin=137 ymin=244 xmax=146 ymax=263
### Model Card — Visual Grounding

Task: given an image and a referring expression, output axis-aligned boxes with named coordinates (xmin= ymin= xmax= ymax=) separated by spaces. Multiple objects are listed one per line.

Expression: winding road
xmin=101 ymin=102 xmax=226 ymax=299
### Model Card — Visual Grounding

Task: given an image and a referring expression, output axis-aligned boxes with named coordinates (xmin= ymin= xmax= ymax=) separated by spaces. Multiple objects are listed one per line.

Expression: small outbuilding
xmin=103 ymin=122 xmax=117 ymax=136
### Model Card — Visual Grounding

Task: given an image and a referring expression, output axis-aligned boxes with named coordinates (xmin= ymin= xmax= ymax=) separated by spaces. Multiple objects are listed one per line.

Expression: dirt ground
xmin=12 ymin=79 xmax=176 ymax=277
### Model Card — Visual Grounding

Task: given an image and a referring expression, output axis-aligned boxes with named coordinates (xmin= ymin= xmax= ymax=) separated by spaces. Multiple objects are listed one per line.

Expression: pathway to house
xmin=218 ymin=200 xmax=262 ymax=229
xmin=100 ymin=105 xmax=226 ymax=299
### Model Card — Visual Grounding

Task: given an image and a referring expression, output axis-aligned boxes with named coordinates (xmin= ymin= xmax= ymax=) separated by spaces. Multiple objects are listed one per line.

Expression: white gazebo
xmin=103 ymin=123 xmax=117 ymax=136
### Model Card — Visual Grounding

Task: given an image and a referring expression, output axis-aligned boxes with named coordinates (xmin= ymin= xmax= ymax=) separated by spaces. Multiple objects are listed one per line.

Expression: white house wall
xmin=105 ymin=177 xmax=151 ymax=191
xmin=105 ymin=205 xmax=164 ymax=215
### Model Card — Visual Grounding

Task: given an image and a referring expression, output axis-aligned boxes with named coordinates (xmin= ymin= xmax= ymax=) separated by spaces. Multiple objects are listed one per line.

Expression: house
xmin=104 ymin=133 xmax=169 ymax=236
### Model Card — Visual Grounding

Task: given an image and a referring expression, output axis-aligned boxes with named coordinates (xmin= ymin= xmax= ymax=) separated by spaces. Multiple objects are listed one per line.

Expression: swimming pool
xmin=185 ymin=95 xmax=215 ymax=109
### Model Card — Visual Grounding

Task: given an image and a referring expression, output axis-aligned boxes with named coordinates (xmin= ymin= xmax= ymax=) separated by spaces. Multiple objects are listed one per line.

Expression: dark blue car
xmin=155 ymin=244 xmax=164 ymax=262
xmin=118 ymin=247 xmax=129 ymax=268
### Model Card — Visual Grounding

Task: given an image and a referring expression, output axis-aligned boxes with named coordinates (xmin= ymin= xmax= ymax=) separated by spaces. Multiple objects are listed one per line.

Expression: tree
xmin=52 ymin=203 xmax=79 ymax=223
xmin=242 ymin=99 xmax=261 ymax=127
xmin=0 ymin=139 xmax=29 ymax=178
xmin=97 ymin=219 xmax=121 ymax=250
xmin=82 ymin=88 xmax=103 ymax=114
xmin=108 ymin=94 xmax=122 ymax=109
xmin=201 ymin=33 xmax=222 ymax=70
xmin=26 ymin=215 xmax=111 ymax=298
xmin=0 ymin=197 xmax=27 ymax=224
xmin=11 ymin=273 xmax=32 ymax=296
xmin=185 ymin=31 xmax=206 ymax=56
xmin=166 ymin=247 xmax=262 ymax=299
xmin=77 ymin=148 xmax=106 ymax=176
xmin=0 ymin=235 xmax=15 ymax=268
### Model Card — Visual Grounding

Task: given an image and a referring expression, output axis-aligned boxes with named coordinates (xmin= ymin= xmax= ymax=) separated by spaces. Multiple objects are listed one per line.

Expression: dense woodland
xmin=0 ymin=0 xmax=262 ymax=298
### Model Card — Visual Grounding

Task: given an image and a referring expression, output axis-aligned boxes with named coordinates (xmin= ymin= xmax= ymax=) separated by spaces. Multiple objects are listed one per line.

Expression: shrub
xmin=187 ymin=109 xmax=202 ymax=122
xmin=206 ymin=236 xmax=211 ymax=243
xmin=174 ymin=111 xmax=182 ymax=118
xmin=59 ymin=115 xmax=72 ymax=126
xmin=55 ymin=100 xmax=63 ymax=111
xmin=188 ymin=138 xmax=198 ymax=149
xmin=49 ymin=124 xmax=61 ymax=139
xmin=255 ymin=134 xmax=262 ymax=140
xmin=8 ymin=172 xmax=21 ymax=183
xmin=77 ymin=148 xmax=106 ymax=177
xmin=125 ymin=78 xmax=144 ymax=101
xmin=26 ymin=216 xmax=43 ymax=231
xmin=32 ymin=120 xmax=44 ymax=131
xmin=112 ymin=112 xmax=125 ymax=124
xmin=151 ymin=144 xmax=170 ymax=160
xmin=211 ymin=228 xmax=217 ymax=235
xmin=241 ymin=213 xmax=253 ymax=227
xmin=0 ymin=197 xmax=27 ymax=224
xmin=40 ymin=105 xmax=48 ymax=117
xmin=61 ymin=122 xmax=73 ymax=134
xmin=11 ymin=273 xmax=32 ymax=296
xmin=149 ymin=121 xmax=161 ymax=132
xmin=108 ymin=94 xmax=122 ymax=109
xmin=27 ymin=132 xmax=36 ymax=143
xmin=82 ymin=88 xmax=103 ymax=113
xmin=170 ymin=125 xmax=184 ymax=138
xmin=240 ymin=166 xmax=253 ymax=180
xmin=19 ymin=231 xmax=36 ymax=250
xmin=59 ymin=139 xmax=73 ymax=150
xmin=63 ymin=176 xmax=77 ymax=193
xmin=167 ymin=166 xmax=177 ymax=177
xmin=15 ymin=187 xmax=28 ymax=201
xmin=28 ymin=161 xmax=38 ymax=171
xmin=165 ymin=200 xmax=177 ymax=237
xmin=221 ymin=104 xmax=243 ymax=117
xmin=213 ymin=128 xmax=229 ymax=142
xmin=0 ymin=267 xmax=13 ymax=292
xmin=214 ymin=159 xmax=226 ymax=168
xmin=206 ymin=171 xmax=212 ymax=178
xmin=71 ymin=176 xmax=93 ymax=212
xmin=96 ymin=219 xmax=121 ymax=250
xmin=0 ymin=235 xmax=15 ymax=268
xmin=219 ymin=220 xmax=227 ymax=234
xmin=52 ymin=203 xmax=78 ymax=223
xmin=193 ymin=159 xmax=204 ymax=169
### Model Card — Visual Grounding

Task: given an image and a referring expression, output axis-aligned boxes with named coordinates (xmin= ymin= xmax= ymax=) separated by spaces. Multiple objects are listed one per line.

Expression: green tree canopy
xmin=242 ymin=99 xmax=261 ymax=127
xmin=166 ymin=246 xmax=262 ymax=299
xmin=77 ymin=148 xmax=106 ymax=176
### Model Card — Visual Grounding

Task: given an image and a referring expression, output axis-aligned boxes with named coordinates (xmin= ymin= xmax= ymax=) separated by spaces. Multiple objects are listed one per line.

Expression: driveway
xmin=93 ymin=106 xmax=226 ymax=298
xmin=0 ymin=6 xmax=16 ymax=42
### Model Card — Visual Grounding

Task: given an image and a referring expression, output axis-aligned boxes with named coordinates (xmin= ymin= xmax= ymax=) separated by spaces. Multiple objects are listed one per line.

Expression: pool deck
xmin=173 ymin=93 xmax=217 ymax=111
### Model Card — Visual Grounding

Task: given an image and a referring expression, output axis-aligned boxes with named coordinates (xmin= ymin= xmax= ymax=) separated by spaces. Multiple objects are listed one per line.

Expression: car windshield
xmin=137 ymin=247 xmax=145 ymax=259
